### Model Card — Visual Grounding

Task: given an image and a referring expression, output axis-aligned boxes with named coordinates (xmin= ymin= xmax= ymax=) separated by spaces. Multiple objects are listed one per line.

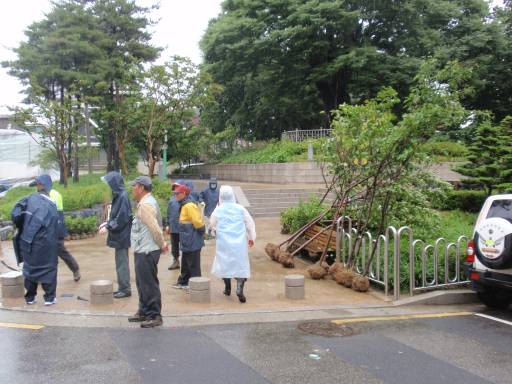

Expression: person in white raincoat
xmin=210 ymin=185 xmax=256 ymax=303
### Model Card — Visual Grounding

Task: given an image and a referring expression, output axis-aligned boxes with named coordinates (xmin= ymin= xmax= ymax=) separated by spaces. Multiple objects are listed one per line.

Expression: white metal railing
xmin=336 ymin=216 xmax=469 ymax=301
xmin=281 ymin=128 xmax=332 ymax=142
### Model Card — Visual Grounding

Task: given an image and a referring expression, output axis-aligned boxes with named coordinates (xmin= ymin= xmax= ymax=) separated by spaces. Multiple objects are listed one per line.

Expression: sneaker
xmin=168 ymin=259 xmax=180 ymax=270
xmin=128 ymin=311 xmax=146 ymax=322
xmin=73 ymin=270 xmax=81 ymax=282
xmin=172 ymin=284 xmax=189 ymax=290
xmin=113 ymin=291 xmax=132 ymax=299
xmin=140 ymin=316 xmax=163 ymax=328
xmin=44 ymin=298 xmax=57 ymax=306
xmin=26 ymin=299 xmax=36 ymax=305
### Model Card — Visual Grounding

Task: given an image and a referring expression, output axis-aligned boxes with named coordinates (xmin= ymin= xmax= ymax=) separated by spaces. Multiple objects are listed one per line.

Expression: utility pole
xmin=161 ymin=133 xmax=168 ymax=181
xmin=85 ymin=103 xmax=92 ymax=175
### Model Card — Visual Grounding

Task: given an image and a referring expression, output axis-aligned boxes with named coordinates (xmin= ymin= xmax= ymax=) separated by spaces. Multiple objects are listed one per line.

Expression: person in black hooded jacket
xmin=11 ymin=174 xmax=59 ymax=305
xmin=99 ymin=171 xmax=132 ymax=298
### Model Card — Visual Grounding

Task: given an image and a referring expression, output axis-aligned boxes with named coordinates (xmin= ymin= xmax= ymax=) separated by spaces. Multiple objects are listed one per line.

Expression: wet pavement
xmin=0 ymin=307 xmax=510 ymax=384
xmin=0 ymin=217 xmax=386 ymax=316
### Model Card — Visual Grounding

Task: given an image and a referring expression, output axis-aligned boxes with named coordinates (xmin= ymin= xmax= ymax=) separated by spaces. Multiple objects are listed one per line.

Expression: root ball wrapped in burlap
xmin=352 ymin=275 xmax=370 ymax=292
xmin=328 ymin=262 xmax=345 ymax=276
xmin=265 ymin=243 xmax=280 ymax=261
xmin=334 ymin=270 xmax=355 ymax=287
xmin=278 ymin=251 xmax=295 ymax=268
xmin=307 ymin=264 xmax=328 ymax=279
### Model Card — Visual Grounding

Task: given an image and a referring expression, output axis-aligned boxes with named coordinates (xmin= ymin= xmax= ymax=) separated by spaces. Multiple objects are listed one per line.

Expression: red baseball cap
xmin=173 ymin=185 xmax=190 ymax=195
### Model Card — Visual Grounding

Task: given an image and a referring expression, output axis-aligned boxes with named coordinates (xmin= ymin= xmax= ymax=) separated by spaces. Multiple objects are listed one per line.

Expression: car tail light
xmin=466 ymin=240 xmax=475 ymax=263
xmin=470 ymin=272 xmax=480 ymax=280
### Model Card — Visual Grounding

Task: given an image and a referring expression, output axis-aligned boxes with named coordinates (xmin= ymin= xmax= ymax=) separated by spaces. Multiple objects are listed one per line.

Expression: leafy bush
xmin=280 ymin=196 xmax=328 ymax=234
xmin=435 ymin=189 xmax=487 ymax=212
xmin=65 ymin=216 xmax=97 ymax=235
xmin=220 ymin=139 xmax=326 ymax=164
xmin=422 ymin=140 xmax=468 ymax=162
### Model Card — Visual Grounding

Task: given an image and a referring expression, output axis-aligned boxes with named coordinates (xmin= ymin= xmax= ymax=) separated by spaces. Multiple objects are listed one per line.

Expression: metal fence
xmin=336 ymin=216 xmax=470 ymax=301
xmin=281 ymin=128 xmax=332 ymax=142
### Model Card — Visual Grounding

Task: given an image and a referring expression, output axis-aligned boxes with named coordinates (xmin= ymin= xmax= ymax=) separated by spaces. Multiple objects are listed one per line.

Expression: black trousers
xmin=170 ymin=233 xmax=180 ymax=261
xmin=177 ymin=250 xmax=201 ymax=285
xmin=24 ymin=278 xmax=57 ymax=302
xmin=58 ymin=238 xmax=80 ymax=273
xmin=135 ymin=250 xmax=161 ymax=319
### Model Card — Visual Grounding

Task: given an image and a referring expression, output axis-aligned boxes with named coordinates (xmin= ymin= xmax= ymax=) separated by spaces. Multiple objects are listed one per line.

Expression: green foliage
xmin=151 ymin=178 xmax=171 ymax=218
xmin=220 ymin=139 xmax=325 ymax=164
xmin=201 ymin=0 xmax=508 ymax=139
xmin=0 ymin=174 xmax=112 ymax=219
xmin=421 ymin=141 xmax=468 ymax=162
xmin=65 ymin=216 xmax=97 ymax=235
xmin=280 ymin=196 xmax=328 ymax=234
xmin=456 ymin=115 xmax=512 ymax=195
xmin=434 ymin=190 xmax=487 ymax=212
xmin=0 ymin=186 xmax=34 ymax=220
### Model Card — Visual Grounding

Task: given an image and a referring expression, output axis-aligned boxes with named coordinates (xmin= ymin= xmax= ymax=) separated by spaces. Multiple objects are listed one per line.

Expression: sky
xmin=0 ymin=0 xmax=223 ymax=114
xmin=0 ymin=0 xmax=506 ymax=114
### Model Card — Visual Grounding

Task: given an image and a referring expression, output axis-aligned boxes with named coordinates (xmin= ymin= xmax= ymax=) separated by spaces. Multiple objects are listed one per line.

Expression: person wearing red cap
xmin=172 ymin=184 xmax=205 ymax=289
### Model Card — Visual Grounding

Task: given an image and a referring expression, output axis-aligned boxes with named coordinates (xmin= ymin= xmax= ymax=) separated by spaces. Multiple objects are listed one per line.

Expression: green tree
xmin=496 ymin=116 xmax=512 ymax=191
xmin=11 ymin=97 xmax=83 ymax=187
xmin=89 ymin=0 xmax=160 ymax=172
xmin=456 ymin=115 xmax=501 ymax=195
xmin=201 ymin=0 xmax=504 ymax=139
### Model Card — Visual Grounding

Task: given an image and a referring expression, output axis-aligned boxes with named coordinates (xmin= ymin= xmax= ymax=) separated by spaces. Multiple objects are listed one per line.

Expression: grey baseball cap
xmin=128 ymin=176 xmax=152 ymax=187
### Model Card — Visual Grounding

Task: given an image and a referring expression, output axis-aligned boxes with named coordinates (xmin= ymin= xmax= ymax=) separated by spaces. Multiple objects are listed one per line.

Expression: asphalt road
xmin=0 ymin=308 xmax=511 ymax=384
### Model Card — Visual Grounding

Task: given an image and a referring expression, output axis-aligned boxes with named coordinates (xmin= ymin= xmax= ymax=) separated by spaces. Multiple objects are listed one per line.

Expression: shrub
xmin=280 ymin=196 xmax=327 ymax=234
xmin=65 ymin=216 xmax=97 ymax=235
xmin=422 ymin=140 xmax=468 ymax=162
xmin=437 ymin=190 xmax=487 ymax=212
xmin=220 ymin=139 xmax=326 ymax=164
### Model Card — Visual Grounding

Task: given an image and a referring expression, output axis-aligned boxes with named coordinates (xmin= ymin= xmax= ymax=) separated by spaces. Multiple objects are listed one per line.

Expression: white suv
xmin=465 ymin=194 xmax=512 ymax=309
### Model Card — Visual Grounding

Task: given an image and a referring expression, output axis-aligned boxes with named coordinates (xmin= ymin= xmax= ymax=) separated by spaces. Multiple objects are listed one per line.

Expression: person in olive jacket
xmin=99 ymin=171 xmax=132 ymax=298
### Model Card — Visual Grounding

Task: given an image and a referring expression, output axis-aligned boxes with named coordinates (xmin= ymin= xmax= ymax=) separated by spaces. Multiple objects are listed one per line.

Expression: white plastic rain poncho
xmin=210 ymin=186 xmax=256 ymax=278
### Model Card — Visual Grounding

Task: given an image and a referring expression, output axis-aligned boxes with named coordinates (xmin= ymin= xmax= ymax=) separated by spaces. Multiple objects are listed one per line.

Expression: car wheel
xmin=477 ymin=286 xmax=511 ymax=309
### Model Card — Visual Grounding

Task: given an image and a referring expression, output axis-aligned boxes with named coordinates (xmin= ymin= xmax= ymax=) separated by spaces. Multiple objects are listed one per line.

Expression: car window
xmin=486 ymin=200 xmax=512 ymax=223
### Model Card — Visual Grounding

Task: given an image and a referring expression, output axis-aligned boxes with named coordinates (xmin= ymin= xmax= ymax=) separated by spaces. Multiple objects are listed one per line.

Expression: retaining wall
xmin=192 ymin=162 xmax=331 ymax=184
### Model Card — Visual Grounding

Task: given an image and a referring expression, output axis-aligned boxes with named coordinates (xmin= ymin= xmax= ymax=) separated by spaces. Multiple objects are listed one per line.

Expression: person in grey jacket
xmin=127 ymin=176 xmax=168 ymax=328
xmin=99 ymin=171 xmax=132 ymax=299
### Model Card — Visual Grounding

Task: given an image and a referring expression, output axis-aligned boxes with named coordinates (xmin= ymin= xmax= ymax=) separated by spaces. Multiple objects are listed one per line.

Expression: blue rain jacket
xmin=11 ymin=192 xmax=59 ymax=283
xmin=200 ymin=178 xmax=219 ymax=217
xmin=104 ymin=171 xmax=132 ymax=249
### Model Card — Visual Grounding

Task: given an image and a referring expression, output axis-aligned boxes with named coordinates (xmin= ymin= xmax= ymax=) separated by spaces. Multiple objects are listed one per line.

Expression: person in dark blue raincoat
xmin=183 ymin=180 xmax=200 ymax=202
xmin=166 ymin=180 xmax=184 ymax=271
xmin=11 ymin=174 xmax=59 ymax=305
xmin=99 ymin=171 xmax=132 ymax=298
xmin=200 ymin=177 xmax=220 ymax=238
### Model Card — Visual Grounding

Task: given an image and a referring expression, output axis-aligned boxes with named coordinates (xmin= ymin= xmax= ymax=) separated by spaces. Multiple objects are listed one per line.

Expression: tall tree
xmin=201 ymin=0 xmax=505 ymax=139
xmin=90 ymin=0 xmax=160 ymax=172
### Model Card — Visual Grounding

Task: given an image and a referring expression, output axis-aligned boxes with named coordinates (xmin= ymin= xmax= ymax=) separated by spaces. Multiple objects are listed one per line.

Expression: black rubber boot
xmin=236 ymin=278 xmax=246 ymax=303
xmin=223 ymin=278 xmax=231 ymax=296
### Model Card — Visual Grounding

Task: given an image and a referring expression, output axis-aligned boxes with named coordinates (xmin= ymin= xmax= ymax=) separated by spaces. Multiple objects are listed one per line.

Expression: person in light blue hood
xmin=11 ymin=174 xmax=59 ymax=305
xmin=210 ymin=186 xmax=256 ymax=303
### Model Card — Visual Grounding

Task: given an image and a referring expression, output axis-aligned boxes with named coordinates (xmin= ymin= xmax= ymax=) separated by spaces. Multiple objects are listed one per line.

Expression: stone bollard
xmin=285 ymin=274 xmax=305 ymax=300
xmin=189 ymin=277 xmax=210 ymax=303
xmin=1 ymin=271 xmax=24 ymax=299
xmin=90 ymin=280 xmax=114 ymax=305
